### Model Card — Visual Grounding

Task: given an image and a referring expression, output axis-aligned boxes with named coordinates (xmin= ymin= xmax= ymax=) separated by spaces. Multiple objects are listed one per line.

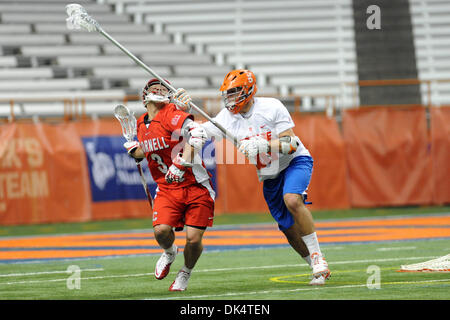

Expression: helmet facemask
xmin=220 ymin=69 xmax=257 ymax=114
xmin=144 ymin=84 xmax=170 ymax=105
xmin=222 ymin=85 xmax=255 ymax=114
xmin=142 ymin=79 xmax=172 ymax=106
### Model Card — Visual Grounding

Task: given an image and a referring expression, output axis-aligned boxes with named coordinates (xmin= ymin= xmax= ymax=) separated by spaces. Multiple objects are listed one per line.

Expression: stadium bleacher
xmin=0 ymin=0 xmax=230 ymax=118
xmin=410 ymin=0 xmax=450 ymax=106
xmin=0 ymin=0 xmax=357 ymax=118
xmin=1 ymin=0 xmax=449 ymax=118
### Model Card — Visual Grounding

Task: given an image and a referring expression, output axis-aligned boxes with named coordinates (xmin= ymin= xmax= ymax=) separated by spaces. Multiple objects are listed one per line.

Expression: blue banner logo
xmin=82 ymin=136 xmax=216 ymax=202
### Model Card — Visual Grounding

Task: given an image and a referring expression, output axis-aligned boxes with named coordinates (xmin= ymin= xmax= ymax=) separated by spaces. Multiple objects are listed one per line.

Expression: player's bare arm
xmin=124 ymin=141 xmax=145 ymax=160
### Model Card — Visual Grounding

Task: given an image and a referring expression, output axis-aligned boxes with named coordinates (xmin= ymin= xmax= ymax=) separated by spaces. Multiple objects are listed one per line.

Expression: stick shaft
xmin=136 ymin=160 xmax=153 ymax=209
xmin=98 ymin=28 xmax=238 ymax=147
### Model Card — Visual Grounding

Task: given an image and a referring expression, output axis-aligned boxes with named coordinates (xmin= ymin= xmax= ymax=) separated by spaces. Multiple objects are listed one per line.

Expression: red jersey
xmin=136 ymin=104 xmax=213 ymax=193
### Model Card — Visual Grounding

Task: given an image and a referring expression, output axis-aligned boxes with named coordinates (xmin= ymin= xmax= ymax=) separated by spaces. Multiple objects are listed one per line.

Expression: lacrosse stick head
xmin=114 ymin=104 xmax=137 ymax=142
xmin=66 ymin=3 xmax=100 ymax=32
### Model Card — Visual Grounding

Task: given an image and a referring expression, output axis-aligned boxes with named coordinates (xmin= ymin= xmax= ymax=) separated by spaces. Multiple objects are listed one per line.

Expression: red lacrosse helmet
xmin=142 ymin=78 xmax=171 ymax=105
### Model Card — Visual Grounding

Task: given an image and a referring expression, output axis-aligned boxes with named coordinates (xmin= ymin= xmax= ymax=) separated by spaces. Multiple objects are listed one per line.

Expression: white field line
xmin=0 ymin=255 xmax=441 ymax=286
xmin=148 ymin=278 xmax=450 ymax=300
xmin=1 ymin=272 xmax=152 ymax=285
xmin=194 ymin=255 xmax=441 ymax=273
xmin=0 ymin=268 xmax=104 ymax=278
xmin=376 ymin=246 xmax=417 ymax=252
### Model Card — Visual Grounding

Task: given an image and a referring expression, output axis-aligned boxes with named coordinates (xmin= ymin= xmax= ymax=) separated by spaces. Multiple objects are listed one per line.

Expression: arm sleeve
xmin=199 ymin=109 xmax=229 ymax=142
xmin=180 ymin=118 xmax=194 ymax=139
xmin=273 ymin=99 xmax=295 ymax=135
xmin=201 ymin=121 xmax=224 ymax=142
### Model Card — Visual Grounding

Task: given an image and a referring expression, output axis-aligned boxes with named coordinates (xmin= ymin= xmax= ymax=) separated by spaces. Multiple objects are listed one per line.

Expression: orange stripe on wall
xmin=0 ymin=249 xmax=161 ymax=260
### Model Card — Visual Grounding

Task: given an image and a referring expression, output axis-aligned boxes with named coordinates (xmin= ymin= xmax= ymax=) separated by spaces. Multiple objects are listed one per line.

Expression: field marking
xmin=1 ymin=211 xmax=448 ymax=240
xmin=146 ymin=278 xmax=450 ymax=300
xmin=269 ymin=267 xmax=398 ymax=284
xmin=0 ymin=268 xmax=104 ymax=278
xmin=376 ymin=246 xmax=417 ymax=252
xmin=194 ymin=255 xmax=442 ymax=273
xmin=1 ymin=272 xmax=153 ymax=286
xmin=0 ymin=255 xmax=441 ymax=286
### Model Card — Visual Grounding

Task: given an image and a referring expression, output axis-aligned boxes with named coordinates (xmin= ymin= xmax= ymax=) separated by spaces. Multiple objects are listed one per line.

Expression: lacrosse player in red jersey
xmin=124 ymin=78 xmax=214 ymax=291
xmin=201 ymin=69 xmax=330 ymax=285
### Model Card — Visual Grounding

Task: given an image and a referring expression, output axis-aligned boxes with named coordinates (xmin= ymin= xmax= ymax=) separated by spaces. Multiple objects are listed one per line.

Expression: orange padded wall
xmin=342 ymin=107 xmax=433 ymax=207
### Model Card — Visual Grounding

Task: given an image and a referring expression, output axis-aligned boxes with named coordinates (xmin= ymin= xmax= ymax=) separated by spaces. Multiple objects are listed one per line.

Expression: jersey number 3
xmin=150 ymin=153 xmax=168 ymax=174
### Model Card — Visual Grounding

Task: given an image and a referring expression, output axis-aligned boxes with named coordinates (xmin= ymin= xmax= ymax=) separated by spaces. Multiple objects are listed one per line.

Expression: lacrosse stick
xmin=114 ymin=104 xmax=153 ymax=209
xmin=66 ymin=3 xmax=238 ymax=147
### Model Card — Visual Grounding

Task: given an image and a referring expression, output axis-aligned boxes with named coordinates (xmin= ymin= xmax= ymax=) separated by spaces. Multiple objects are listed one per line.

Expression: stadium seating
xmin=0 ymin=57 xmax=18 ymax=67
xmin=112 ymin=0 xmax=358 ymax=109
xmin=0 ymin=0 xmax=233 ymax=118
xmin=2 ymin=0 xmax=450 ymax=118
xmin=0 ymin=67 xmax=54 ymax=79
xmin=410 ymin=0 xmax=450 ymax=106
xmin=0 ymin=79 xmax=91 ymax=91
xmin=0 ymin=0 xmax=357 ymax=117
xmin=21 ymin=45 xmax=101 ymax=56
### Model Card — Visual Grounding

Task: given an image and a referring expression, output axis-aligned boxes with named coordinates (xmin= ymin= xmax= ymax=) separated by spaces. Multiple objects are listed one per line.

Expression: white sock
xmin=164 ymin=244 xmax=176 ymax=254
xmin=302 ymin=255 xmax=312 ymax=268
xmin=301 ymin=232 xmax=322 ymax=256
xmin=181 ymin=265 xmax=192 ymax=274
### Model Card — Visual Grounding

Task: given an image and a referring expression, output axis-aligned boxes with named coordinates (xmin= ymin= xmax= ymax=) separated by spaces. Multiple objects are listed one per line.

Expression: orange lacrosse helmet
xmin=220 ymin=69 xmax=257 ymax=114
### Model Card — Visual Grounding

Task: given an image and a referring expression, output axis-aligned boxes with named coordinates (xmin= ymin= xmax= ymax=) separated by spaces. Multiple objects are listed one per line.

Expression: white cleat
xmin=310 ymin=252 xmax=331 ymax=280
xmin=169 ymin=269 xmax=191 ymax=291
xmin=309 ymin=274 xmax=327 ymax=286
xmin=154 ymin=245 xmax=178 ymax=280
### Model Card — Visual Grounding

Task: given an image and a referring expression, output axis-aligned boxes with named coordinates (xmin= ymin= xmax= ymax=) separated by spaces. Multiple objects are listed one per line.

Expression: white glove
xmin=165 ymin=164 xmax=185 ymax=184
xmin=165 ymin=154 xmax=192 ymax=184
xmin=173 ymin=88 xmax=192 ymax=111
xmin=239 ymin=136 xmax=269 ymax=158
xmin=124 ymin=140 xmax=139 ymax=154
xmin=187 ymin=122 xmax=207 ymax=149
xmin=279 ymin=135 xmax=301 ymax=155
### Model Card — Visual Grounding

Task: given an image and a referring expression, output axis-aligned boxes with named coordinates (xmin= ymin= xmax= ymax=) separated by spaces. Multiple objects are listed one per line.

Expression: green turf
xmin=0 ymin=205 xmax=449 ymax=237
xmin=1 ymin=206 xmax=449 ymax=301
xmin=0 ymin=239 xmax=448 ymax=300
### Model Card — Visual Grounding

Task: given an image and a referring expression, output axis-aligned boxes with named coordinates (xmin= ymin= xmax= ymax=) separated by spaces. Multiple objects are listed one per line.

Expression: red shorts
xmin=152 ymin=182 xmax=215 ymax=230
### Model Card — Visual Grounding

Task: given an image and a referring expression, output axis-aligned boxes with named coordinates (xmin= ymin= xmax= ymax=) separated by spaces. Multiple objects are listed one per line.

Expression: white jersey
xmin=202 ymin=97 xmax=311 ymax=181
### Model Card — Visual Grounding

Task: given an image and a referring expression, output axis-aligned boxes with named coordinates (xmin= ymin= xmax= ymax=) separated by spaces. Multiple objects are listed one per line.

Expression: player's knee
xmin=153 ymin=224 xmax=173 ymax=240
xmin=186 ymin=233 xmax=203 ymax=247
xmin=283 ymin=193 xmax=303 ymax=212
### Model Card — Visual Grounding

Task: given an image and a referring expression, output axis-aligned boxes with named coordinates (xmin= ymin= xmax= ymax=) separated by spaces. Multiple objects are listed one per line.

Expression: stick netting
xmin=399 ymin=254 xmax=450 ymax=272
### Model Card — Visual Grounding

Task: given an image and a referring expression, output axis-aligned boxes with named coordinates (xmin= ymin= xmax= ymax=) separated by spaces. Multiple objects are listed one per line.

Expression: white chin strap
xmin=144 ymin=93 xmax=170 ymax=104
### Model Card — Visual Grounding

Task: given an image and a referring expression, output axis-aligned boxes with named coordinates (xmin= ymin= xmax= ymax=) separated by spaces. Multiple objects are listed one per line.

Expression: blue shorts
xmin=262 ymin=156 xmax=313 ymax=231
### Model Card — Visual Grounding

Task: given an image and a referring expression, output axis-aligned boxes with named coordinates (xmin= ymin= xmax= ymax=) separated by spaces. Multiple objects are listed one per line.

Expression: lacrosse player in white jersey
xmin=201 ymin=69 xmax=330 ymax=285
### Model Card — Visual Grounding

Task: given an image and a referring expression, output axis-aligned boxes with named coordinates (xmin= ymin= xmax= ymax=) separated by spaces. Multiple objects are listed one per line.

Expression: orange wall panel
xmin=1 ymin=107 xmax=447 ymax=226
xmin=0 ymin=122 xmax=90 ymax=225
xmin=213 ymin=137 xmax=267 ymax=214
xmin=430 ymin=107 xmax=450 ymax=204
xmin=342 ymin=107 xmax=433 ymax=207
xmin=292 ymin=114 xmax=351 ymax=210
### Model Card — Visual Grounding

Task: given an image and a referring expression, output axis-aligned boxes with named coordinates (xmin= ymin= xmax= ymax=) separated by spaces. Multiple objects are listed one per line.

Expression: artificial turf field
xmin=0 ymin=207 xmax=449 ymax=301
